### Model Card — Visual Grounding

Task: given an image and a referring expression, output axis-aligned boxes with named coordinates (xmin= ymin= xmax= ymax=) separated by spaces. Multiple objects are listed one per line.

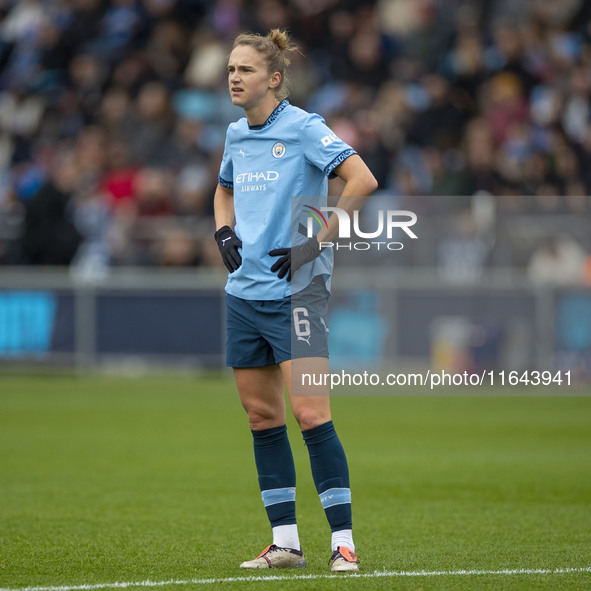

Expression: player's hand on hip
xmin=269 ymin=236 xmax=321 ymax=282
xmin=214 ymin=225 xmax=242 ymax=273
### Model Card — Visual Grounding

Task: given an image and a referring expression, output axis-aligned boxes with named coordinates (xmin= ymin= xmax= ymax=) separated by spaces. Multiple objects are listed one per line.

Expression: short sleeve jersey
xmin=218 ymin=100 xmax=356 ymax=300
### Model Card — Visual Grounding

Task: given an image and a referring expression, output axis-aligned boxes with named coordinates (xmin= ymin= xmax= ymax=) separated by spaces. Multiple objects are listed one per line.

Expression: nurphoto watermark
xmin=304 ymin=205 xmax=418 ymax=251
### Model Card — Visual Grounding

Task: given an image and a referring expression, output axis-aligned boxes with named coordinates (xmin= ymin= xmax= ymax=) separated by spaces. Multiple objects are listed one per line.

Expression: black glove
xmin=269 ymin=236 xmax=321 ymax=282
xmin=214 ymin=225 xmax=242 ymax=273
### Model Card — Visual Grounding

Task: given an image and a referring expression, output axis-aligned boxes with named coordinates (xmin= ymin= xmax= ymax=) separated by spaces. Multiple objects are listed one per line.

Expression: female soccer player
xmin=214 ymin=29 xmax=377 ymax=572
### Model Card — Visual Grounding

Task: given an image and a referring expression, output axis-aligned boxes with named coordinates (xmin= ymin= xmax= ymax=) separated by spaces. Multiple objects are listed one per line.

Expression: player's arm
xmin=316 ymin=153 xmax=377 ymax=245
xmin=213 ymin=183 xmax=242 ymax=273
xmin=214 ymin=182 xmax=235 ymax=229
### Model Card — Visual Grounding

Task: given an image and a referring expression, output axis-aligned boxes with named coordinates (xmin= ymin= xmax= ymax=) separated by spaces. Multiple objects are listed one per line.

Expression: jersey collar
xmin=248 ymin=99 xmax=289 ymax=130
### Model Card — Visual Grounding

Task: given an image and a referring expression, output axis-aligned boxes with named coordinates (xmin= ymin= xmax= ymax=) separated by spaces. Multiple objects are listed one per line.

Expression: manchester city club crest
xmin=272 ymin=142 xmax=286 ymax=158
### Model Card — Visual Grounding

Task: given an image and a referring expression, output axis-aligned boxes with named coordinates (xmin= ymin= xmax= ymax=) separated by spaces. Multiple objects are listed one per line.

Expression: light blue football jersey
xmin=218 ymin=100 xmax=356 ymax=300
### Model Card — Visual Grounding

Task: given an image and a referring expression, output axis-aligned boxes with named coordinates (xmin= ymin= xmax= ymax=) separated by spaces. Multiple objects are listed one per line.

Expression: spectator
xmin=155 ymin=226 xmax=199 ymax=267
xmin=21 ymin=150 xmax=81 ymax=265
xmin=527 ymin=235 xmax=587 ymax=285
xmin=0 ymin=0 xmax=589 ymax=270
xmin=125 ymin=81 xmax=175 ymax=165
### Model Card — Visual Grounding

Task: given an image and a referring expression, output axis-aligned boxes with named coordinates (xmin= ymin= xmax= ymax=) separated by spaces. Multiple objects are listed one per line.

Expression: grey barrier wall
xmin=0 ymin=267 xmax=590 ymax=377
xmin=0 ymin=268 xmax=226 ymax=371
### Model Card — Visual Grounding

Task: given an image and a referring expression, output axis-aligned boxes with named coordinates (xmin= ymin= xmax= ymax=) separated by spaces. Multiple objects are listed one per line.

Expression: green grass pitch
xmin=1 ymin=374 xmax=590 ymax=590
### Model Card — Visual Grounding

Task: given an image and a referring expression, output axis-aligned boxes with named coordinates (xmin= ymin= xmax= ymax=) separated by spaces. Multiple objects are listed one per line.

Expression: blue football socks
xmin=302 ymin=420 xmax=352 ymax=532
xmin=252 ymin=425 xmax=297 ymax=527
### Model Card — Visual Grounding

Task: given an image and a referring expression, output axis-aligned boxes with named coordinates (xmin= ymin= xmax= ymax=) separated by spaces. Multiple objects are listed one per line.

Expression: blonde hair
xmin=232 ymin=29 xmax=299 ymax=100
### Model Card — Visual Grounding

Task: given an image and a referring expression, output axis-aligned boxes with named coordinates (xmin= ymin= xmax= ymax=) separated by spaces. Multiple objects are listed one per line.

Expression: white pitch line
xmin=2 ymin=567 xmax=590 ymax=591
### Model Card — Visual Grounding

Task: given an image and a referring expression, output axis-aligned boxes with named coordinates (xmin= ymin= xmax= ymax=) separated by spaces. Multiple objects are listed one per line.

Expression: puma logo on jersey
xmin=297 ymin=335 xmax=311 ymax=345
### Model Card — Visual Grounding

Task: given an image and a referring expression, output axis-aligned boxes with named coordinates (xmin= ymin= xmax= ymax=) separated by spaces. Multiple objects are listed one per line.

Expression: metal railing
xmin=1 ymin=265 xmax=585 ymax=375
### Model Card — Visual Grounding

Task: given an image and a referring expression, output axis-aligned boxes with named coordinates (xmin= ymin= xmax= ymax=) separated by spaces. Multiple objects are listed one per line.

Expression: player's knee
xmin=245 ymin=405 xmax=282 ymax=431
xmin=293 ymin=408 xmax=329 ymax=432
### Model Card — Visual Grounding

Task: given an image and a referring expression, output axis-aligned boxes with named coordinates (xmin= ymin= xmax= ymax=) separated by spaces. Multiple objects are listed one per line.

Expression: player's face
xmin=227 ymin=45 xmax=278 ymax=110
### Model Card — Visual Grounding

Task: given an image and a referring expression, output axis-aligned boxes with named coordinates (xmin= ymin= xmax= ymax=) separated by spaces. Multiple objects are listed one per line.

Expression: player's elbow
xmin=360 ymin=170 xmax=378 ymax=196
xmin=347 ymin=173 xmax=377 ymax=198
xmin=366 ymin=173 xmax=378 ymax=195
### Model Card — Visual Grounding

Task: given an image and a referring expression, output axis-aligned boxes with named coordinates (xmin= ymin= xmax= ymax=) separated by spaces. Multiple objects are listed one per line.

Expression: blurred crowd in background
xmin=0 ymin=0 xmax=590 ymax=284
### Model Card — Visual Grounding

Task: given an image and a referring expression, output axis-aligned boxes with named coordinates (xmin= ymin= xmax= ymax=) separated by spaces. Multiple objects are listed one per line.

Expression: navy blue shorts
xmin=225 ymin=276 xmax=330 ymax=368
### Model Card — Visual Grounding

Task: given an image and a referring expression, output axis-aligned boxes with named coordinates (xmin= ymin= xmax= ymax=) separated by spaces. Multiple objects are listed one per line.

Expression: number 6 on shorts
xmin=293 ymin=307 xmax=311 ymax=340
